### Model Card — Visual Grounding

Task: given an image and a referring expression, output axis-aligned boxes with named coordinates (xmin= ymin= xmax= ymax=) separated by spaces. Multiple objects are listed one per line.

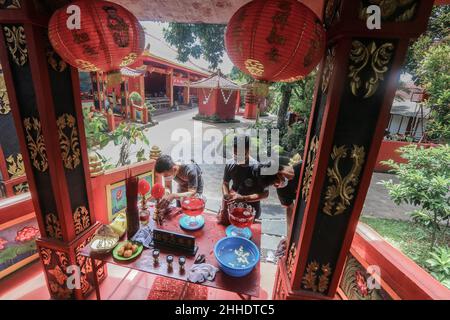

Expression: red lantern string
xmin=48 ymin=0 xmax=145 ymax=86
xmin=225 ymin=0 xmax=325 ymax=83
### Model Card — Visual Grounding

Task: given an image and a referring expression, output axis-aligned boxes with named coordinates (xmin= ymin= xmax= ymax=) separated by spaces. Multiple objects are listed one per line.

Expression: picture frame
xmin=105 ymin=171 xmax=154 ymax=223
xmin=106 ymin=180 xmax=127 ymax=223
xmin=0 ymin=213 xmax=39 ymax=279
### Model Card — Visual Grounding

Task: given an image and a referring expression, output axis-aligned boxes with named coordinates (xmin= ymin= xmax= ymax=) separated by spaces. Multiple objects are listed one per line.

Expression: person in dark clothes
xmin=218 ymin=135 xmax=269 ymax=224
xmin=259 ymin=156 xmax=302 ymax=233
xmin=256 ymin=156 xmax=302 ymax=259
xmin=155 ymin=155 xmax=204 ymax=208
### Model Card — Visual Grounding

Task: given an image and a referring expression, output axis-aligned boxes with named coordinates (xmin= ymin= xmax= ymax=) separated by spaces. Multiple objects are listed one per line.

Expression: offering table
xmin=81 ymin=210 xmax=261 ymax=300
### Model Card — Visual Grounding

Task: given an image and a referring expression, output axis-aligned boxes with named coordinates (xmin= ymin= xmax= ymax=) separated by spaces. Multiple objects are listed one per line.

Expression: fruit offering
xmin=116 ymin=241 xmax=139 ymax=258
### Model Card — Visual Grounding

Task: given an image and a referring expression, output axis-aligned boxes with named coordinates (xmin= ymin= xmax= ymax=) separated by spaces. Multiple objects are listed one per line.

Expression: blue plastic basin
xmin=214 ymin=236 xmax=260 ymax=277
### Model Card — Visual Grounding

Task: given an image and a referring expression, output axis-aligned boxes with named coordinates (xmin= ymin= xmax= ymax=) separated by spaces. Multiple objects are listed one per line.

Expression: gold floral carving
xmin=349 ymin=41 xmax=394 ymax=99
xmin=120 ymin=52 xmax=138 ymax=67
xmin=0 ymin=0 xmax=21 ymax=9
xmin=340 ymin=256 xmax=386 ymax=300
xmin=323 ymin=145 xmax=366 ymax=216
xmin=47 ymin=48 xmax=67 ymax=72
xmin=286 ymin=243 xmax=296 ymax=279
xmin=245 ymin=59 xmax=264 ymax=77
xmin=6 ymin=153 xmax=25 ymax=178
xmin=39 ymin=248 xmax=52 ymax=266
xmin=359 ymin=0 xmax=417 ymax=22
xmin=75 ymin=59 xmax=99 ymax=72
xmin=0 ymin=76 xmax=11 ymax=114
xmin=3 ymin=25 xmax=27 ymax=66
xmin=13 ymin=182 xmax=29 ymax=194
xmin=302 ymin=136 xmax=319 ymax=201
xmin=45 ymin=213 xmax=62 ymax=240
xmin=73 ymin=206 xmax=90 ymax=235
xmin=321 ymin=47 xmax=336 ymax=94
xmin=302 ymin=261 xmax=332 ymax=293
xmin=23 ymin=117 xmax=48 ymax=172
xmin=57 ymin=114 xmax=81 ymax=170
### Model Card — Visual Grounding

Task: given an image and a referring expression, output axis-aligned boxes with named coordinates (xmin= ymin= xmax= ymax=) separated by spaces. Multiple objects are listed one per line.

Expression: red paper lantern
xmin=48 ymin=0 xmax=145 ymax=85
xmin=225 ymin=0 xmax=325 ymax=82
xmin=138 ymin=179 xmax=151 ymax=196
xmin=151 ymin=183 xmax=165 ymax=200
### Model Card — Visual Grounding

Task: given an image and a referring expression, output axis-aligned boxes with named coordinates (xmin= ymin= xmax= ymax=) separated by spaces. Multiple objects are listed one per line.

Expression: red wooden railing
xmin=338 ymin=223 xmax=450 ymax=300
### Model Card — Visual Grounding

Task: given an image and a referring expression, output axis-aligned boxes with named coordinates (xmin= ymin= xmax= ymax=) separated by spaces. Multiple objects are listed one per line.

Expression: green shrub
xmin=426 ymin=246 xmax=450 ymax=289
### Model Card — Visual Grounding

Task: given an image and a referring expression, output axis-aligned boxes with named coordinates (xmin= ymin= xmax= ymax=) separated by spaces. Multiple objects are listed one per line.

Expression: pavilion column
xmin=0 ymin=1 xmax=105 ymax=299
xmin=166 ymin=67 xmax=174 ymax=107
xmin=273 ymin=0 xmax=433 ymax=300
xmin=184 ymin=73 xmax=191 ymax=105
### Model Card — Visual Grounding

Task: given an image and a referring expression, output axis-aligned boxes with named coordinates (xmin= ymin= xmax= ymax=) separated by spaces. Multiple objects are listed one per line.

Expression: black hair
xmin=155 ymin=154 xmax=175 ymax=173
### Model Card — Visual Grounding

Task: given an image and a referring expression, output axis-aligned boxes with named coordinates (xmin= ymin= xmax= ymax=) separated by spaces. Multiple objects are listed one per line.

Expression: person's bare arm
xmin=222 ymin=181 xmax=231 ymax=198
xmin=228 ymin=190 xmax=269 ymax=203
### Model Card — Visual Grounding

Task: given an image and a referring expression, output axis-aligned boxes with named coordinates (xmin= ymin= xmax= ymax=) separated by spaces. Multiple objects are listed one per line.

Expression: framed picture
xmin=0 ymin=213 xmax=39 ymax=279
xmin=106 ymin=180 xmax=127 ymax=223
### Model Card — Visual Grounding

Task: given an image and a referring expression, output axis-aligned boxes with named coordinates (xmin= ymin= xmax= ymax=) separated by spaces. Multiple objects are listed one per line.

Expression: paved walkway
xmin=97 ymin=108 xmax=415 ymax=261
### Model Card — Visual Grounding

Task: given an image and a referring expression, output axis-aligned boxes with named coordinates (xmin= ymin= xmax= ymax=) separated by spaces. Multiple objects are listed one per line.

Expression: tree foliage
xmin=163 ymin=23 xmax=226 ymax=70
xmin=381 ymin=145 xmax=450 ymax=251
xmin=403 ymin=6 xmax=449 ymax=143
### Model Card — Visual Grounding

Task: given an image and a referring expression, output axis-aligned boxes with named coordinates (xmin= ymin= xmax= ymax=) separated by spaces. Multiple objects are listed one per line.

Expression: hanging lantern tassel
xmin=107 ymin=70 xmax=122 ymax=88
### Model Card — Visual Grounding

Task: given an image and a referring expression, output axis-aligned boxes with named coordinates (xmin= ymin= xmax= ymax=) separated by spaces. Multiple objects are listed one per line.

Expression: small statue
xmin=179 ymin=256 xmax=186 ymax=273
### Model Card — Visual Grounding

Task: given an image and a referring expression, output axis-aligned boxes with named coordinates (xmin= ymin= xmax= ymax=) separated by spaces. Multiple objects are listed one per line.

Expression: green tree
xmin=402 ymin=5 xmax=449 ymax=143
xmin=381 ymin=145 xmax=450 ymax=250
xmin=417 ymin=43 xmax=450 ymax=143
xmin=403 ymin=5 xmax=450 ymax=80
xmin=163 ymin=23 xmax=226 ymax=70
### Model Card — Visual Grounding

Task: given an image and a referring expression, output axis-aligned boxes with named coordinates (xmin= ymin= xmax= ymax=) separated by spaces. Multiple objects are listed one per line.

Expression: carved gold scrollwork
xmin=3 ymin=25 xmax=27 ymax=66
xmin=57 ymin=114 xmax=81 ymax=170
xmin=359 ymin=0 xmax=417 ymax=22
xmin=349 ymin=41 xmax=394 ymax=99
xmin=286 ymin=243 xmax=296 ymax=279
xmin=245 ymin=59 xmax=264 ymax=77
xmin=73 ymin=206 xmax=90 ymax=235
xmin=23 ymin=117 xmax=48 ymax=172
xmin=302 ymin=261 xmax=332 ymax=293
xmin=0 ymin=76 xmax=11 ymax=114
xmin=322 ymin=47 xmax=336 ymax=94
xmin=340 ymin=256 xmax=385 ymax=300
xmin=323 ymin=145 xmax=366 ymax=216
xmin=6 ymin=153 xmax=25 ymax=178
xmin=45 ymin=213 xmax=62 ymax=240
xmin=47 ymin=48 xmax=67 ymax=72
xmin=0 ymin=0 xmax=21 ymax=9
xmin=13 ymin=182 xmax=29 ymax=194
xmin=39 ymin=248 xmax=52 ymax=266
xmin=302 ymin=136 xmax=319 ymax=201
xmin=75 ymin=59 xmax=99 ymax=72
xmin=120 ymin=52 xmax=138 ymax=67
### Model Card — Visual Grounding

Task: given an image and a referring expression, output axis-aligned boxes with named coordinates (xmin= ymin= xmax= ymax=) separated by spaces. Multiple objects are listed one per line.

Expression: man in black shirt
xmin=155 ymin=155 xmax=204 ymax=207
xmin=219 ymin=135 xmax=269 ymax=224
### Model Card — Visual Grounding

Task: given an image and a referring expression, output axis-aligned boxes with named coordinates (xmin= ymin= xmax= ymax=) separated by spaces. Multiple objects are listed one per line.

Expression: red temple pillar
xmin=274 ymin=0 xmax=434 ymax=300
xmin=166 ymin=67 xmax=174 ymax=107
xmin=0 ymin=1 xmax=105 ymax=299
xmin=235 ymin=90 xmax=241 ymax=115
